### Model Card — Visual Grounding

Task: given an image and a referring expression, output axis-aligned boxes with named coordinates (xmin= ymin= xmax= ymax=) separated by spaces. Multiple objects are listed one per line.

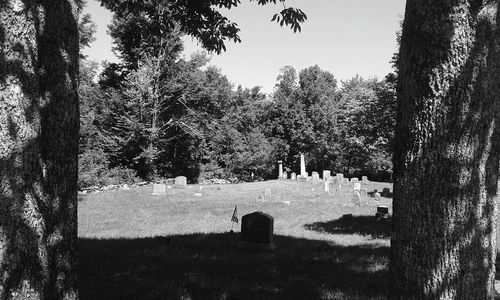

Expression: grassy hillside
xmin=78 ymin=179 xmax=394 ymax=299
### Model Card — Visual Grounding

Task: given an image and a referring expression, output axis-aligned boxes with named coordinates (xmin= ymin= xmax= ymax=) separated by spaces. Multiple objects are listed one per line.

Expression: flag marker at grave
xmin=230 ymin=205 xmax=238 ymax=232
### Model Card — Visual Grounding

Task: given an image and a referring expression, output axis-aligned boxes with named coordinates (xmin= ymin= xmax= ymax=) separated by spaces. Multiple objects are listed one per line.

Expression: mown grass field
xmin=79 ymin=180 xmax=394 ymax=299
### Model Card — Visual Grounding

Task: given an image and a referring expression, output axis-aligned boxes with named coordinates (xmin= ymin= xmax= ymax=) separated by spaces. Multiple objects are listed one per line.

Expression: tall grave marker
xmin=300 ymin=154 xmax=307 ymax=178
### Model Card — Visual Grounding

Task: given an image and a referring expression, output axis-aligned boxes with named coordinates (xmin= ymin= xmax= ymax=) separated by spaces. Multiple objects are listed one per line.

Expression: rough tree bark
xmin=390 ymin=0 xmax=500 ymax=299
xmin=0 ymin=1 xmax=79 ymax=299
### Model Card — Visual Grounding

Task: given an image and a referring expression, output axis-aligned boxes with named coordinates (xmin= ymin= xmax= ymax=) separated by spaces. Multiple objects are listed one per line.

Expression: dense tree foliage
xmin=76 ymin=0 xmax=398 ymax=186
xmin=80 ymin=53 xmax=397 ymax=185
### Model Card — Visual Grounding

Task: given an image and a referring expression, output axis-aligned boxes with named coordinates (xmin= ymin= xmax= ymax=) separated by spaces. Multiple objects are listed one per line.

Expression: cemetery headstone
xmin=353 ymin=182 xmax=361 ymax=191
xmin=342 ymin=214 xmax=353 ymax=220
xmin=331 ymin=176 xmax=339 ymax=185
xmin=352 ymin=190 xmax=361 ymax=205
xmin=336 ymin=173 xmax=344 ymax=181
xmin=300 ymin=154 xmax=307 ymax=177
xmin=382 ymin=188 xmax=391 ymax=197
xmin=283 ymin=171 xmax=288 ymax=180
xmin=374 ymin=192 xmax=381 ymax=201
xmin=343 ymin=178 xmax=349 ymax=185
xmin=174 ymin=176 xmax=187 ymax=188
xmin=312 ymin=172 xmax=321 ymax=183
xmin=376 ymin=206 xmax=390 ymax=219
xmin=360 ymin=188 xmax=368 ymax=197
xmin=241 ymin=211 xmax=275 ymax=249
xmin=324 ymin=181 xmax=330 ymax=192
xmin=322 ymin=170 xmax=331 ymax=181
xmin=291 ymin=172 xmax=297 ymax=180
xmin=152 ymin=183 xmax=166 ymax=195
xmin=350 ymin=177 xmax=359 ymax=183
xmin=278 ymin=160 xmax=283 ymax=179
xmin=361 ymin=176 xmax=368 ymax=182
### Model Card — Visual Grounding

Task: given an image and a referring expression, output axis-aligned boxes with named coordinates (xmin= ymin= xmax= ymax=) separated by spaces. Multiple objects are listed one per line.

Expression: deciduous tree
xmin=390 ymin=1 xmax=500 ymax=298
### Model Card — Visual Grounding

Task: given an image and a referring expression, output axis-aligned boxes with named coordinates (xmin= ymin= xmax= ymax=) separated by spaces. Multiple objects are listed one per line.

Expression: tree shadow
xmin=78 ymin=233 xmax=389 ymax=300
xmin=304 ymin=216 xmax=391 ymax=239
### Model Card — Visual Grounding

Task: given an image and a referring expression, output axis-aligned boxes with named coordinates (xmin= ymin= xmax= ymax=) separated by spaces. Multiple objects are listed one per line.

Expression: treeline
xmin=78 ymin=4 xmax=397 ymax=188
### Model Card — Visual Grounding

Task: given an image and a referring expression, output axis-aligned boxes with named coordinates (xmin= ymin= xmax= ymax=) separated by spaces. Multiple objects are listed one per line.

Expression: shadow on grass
xmin=79 ymin=233 xmax=389 ymax=300
xmin=304 ymin=216 xmax=392 ymax=239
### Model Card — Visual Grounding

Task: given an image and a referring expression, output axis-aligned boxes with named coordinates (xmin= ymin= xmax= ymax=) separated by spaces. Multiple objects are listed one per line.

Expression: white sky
xmin=82 ymin=0 xmax=406 ymax=94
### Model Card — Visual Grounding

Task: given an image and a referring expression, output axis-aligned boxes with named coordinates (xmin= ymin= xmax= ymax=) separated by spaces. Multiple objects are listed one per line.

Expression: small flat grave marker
xmin=152 ymin=183 xmax=166 ymax=195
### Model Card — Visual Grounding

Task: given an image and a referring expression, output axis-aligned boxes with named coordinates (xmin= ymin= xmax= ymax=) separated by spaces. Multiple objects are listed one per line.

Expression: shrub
xmin=79 ymin=148 xmax=139 ymax=189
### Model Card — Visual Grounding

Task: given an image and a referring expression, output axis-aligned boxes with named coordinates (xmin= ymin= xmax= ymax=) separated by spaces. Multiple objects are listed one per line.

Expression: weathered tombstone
xmin=122 ymin=184 xmax=130 ymax=190
xmin=353 ymin=182 xmax=361 ymax=191
xmin=331 ymin=176 xmax=339 ymax=185
xmin=300 ymin=154 xmax=307 ymax=177
xmin=361 ymin=176 xmax=368 ymax=182
xmin=282 ymin=171 xmax=288 ymax=180
xmin=322 ymin=170 xmax=331 ymax=181
xmin=336 ymin=173 xmax=344 ymax=181
xmin=152 ymin=183 xmax=166 ymax=195
xmin=352 ymin=190 xmax=361 ymax=205
xmin=291 ymin=172 xmax=297 ymax=180
xmin=350 ymin=177 xmax=359 ymax=183
xmin=312 ymin=172 xmax=321 ymax=183
xmin=278 ymin=160 xmax=283 ymax=179
xmin=360 ymin=188 xmax=368 ymax=197
xmin=324 ymin=181 xmax=330 ymax=192
xmin=374 ymin=192 xmax=381 ymax=201
xmin=343 ymin=178 xmax=349 ymax=185
xmin=382 ymin=188 xmax=391 ymax=197
xmin=264 ymin=188 xmax=272 ymax=198
xmin=174 ymin=176 xmax=187 ymax=188
xmin=241 ymin=211 xmax=275 ymax=249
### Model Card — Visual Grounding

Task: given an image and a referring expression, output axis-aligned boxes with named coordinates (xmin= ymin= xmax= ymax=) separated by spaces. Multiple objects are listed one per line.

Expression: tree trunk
xmin=390 ymin=1 xmax=500 ymax=299
xmin=0 ymin=1 xmax=79 ymax=299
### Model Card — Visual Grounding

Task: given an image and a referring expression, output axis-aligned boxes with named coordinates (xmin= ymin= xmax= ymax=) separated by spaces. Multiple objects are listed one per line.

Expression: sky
xmin=82 ymin=0 xmax=406 ymax=94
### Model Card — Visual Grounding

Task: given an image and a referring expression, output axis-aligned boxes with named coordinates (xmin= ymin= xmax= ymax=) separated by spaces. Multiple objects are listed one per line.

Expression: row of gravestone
xmin=279 ymin=170 xmax=369 ymax=184
xmin=151 ymin=176 xmax=187 ymax=195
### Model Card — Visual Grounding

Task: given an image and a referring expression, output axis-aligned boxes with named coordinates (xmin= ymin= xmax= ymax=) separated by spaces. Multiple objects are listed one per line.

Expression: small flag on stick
xmin=231 ymin=205 xmax=238 ymax=224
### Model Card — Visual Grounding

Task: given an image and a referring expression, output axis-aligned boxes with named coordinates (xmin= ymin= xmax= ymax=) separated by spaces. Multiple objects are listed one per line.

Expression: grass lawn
xmin=78 ymin=180 xmax=394 ymax=299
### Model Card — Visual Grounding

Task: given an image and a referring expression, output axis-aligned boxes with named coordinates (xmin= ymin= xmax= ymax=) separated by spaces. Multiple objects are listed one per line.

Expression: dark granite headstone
xmin=241 ymin=211 xmax=274 ymax=244
xmin=375 ymin=206 xmax=390 ymax=220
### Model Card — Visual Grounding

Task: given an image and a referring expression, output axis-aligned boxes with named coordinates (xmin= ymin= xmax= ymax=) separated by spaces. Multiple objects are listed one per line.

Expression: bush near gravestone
xmin=78 ymin=149 xmax=139 ymax=189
